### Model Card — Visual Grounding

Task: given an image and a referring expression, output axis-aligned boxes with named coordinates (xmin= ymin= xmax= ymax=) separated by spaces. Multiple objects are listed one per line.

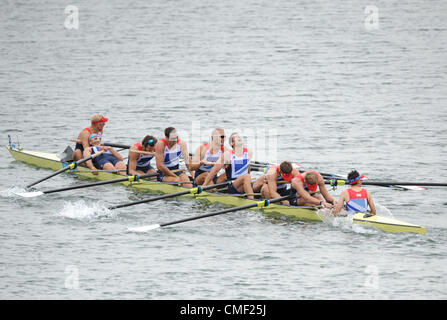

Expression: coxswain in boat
xmin=73 ymin=114 xmax=108 ymax=161
xmin=332 ymin=170 xmax=376 ymax=215
xmin=252 ymin=161 xmax=300 ymax=205
xmin=127 ymin=135 xmax=158 ymax=175
xmin=83 ymin=134 xmax=127 ymax=175
xmin=155 ymin=127 xmax=193 ymax=187
xmin=203 ymin=132 xmax=254 ymax=199
xmin=190 ymin=128 xmax=229 ymax=186
xmin=290 ymin=170 xmax=336 ymax=208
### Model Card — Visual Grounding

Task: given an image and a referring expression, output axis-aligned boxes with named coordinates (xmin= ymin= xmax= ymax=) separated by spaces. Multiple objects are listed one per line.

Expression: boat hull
xmin=6 ymin=146 xmax=426 ymax=234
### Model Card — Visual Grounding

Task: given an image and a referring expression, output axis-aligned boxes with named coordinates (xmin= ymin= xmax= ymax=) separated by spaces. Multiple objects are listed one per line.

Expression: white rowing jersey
xmin=199 ymin=143 xmax=223 ymax=172
xmin=133 ymin=142 xmax=154 ymax=168
xmin=161 ymin=138 xmax=182 ymax=169
xmin=92 ymin=146 xmax=112 ymax=156
xmin=226 ymin=148 xmax=250 ymax=180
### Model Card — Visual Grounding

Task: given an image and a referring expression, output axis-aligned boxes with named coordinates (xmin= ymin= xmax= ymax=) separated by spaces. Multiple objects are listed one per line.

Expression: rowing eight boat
xmin=5 ymin=145 xmax=426 ymax=234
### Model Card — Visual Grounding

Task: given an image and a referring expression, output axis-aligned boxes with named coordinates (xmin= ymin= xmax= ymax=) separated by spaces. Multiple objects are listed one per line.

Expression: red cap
xmin=92 ymin=116 xmax=108 ymax=125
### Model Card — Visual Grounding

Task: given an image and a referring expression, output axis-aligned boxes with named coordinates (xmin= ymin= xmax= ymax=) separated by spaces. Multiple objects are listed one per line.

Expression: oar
xmin=71 ymin=139 xmax=131 ymax=149
xmin=108 ymin=181 xmax=231 ymax=210
xmin=127 ymin=194 xmax=293 ymax=232
xmin=17 ymin=172 xmax=159 ymax=198
xmin=104 ymin=142 xmax=131 ymax=149
xmin=327 ymin=179 xmax=447 ymax=187
xmin=26 ymin=150 xmax=105 ymax=189
xmin=130 ymin=150 xmax=155 ymax=155
xmin=249 ymin=160 xmax=344 ymax=179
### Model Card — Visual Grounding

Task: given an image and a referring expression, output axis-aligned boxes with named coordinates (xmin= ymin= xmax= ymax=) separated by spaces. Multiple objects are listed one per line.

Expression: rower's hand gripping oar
xmin=108 ymin=181 xmax=232 ymax=210
xmin=72 ymin=139 xmax=131 ymax=150
xmin=17 ymin=172 xmax=159 ymax=198
xmin=25 ymin=150 xmax=106 ymax=189
xmin=127 ymin=194 xmax=294 ymax=232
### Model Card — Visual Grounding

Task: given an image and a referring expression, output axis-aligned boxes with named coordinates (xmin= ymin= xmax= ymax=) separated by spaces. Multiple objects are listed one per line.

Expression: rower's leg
xmin=178 ymin=173 xmax=193 ymax=188
xmin=252 ymin=176 xmax=265 ymax=192
xmin=73 ymin=149 xmax=83 ymax=162
xmin=146 ymin=168 xmax=157 ymax=175
xmin=162 ymin=175 xmax=180 ymax=182
xmin=194 ymin=172 xmax=208 ymax=186
xmin=232 ymin=174 xmax=254 ymax=199
xmin=115 ymin=161 xmax=128 ymax=175
xmin=216 ymin=174 xmax=227 ymax=184
xmin=296 ymin=194 xmax=323 ymax=206
xmin=102 ymin=163 xmax=115 ymax=171
xmin=260 ymin=184 xmax=271 ymax=199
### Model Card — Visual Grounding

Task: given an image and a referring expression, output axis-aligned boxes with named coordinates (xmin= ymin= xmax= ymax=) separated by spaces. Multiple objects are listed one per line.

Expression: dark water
xmin=0 ymin=0 xmax=446 ymax=299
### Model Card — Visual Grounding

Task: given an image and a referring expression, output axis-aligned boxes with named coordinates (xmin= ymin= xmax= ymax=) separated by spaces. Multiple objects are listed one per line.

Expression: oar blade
xmin=14 ymin=191 xmax=45 ymax=198
xmin=127 ymin=224 xmax=161 ymax=232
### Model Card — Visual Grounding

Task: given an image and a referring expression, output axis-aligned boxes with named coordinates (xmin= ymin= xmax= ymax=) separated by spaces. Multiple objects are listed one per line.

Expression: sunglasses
xmin=145 ymin=139 xmax=155 ymax=147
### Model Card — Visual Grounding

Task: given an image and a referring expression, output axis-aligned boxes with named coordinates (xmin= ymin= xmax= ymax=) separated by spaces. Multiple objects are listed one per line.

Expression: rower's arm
xmin=189 ymin=145 xmax=204 ymax=171
xmin=79 ymin=131 xmax=90 ymax=151
xmin=367 ymin=191 xmax=377 ymax=215
xmin=107 ymin=146 xmax=123 ymax=161
xmin=265 ymin=170 xmax=279 ymax=196
xmin=127 ymin=146 xmax=139 ymax=175
xmin=267 ymin=174 xmax=288 ymax=205
xmin=179 ymin=140 xmax=192 ymax=171
xmin=203 ymin=152 xmax=227 ymax=186
xmin=333 ymin=191 xmax=348 ymax=214
xmin=83 ymin=147 xmax=97 ymax=170
xmin=155 ymin=141 xmax=176 ymax=177
xmin=318 ymin=176 xmax=336 ymax=205
xmin=291 ymin=178 xmax=320 ymax=205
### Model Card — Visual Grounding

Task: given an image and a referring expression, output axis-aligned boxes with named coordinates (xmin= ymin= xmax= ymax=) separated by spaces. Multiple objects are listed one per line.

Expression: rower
xmin=203 ymin=132 xmax=254 ymax=199
xmin=190 ymin=128 xmax=229 ymax=186
xmin=333 ymin=170 xmax=377 ymax=215
xmin=155 ymin=127 xmax=193 ymax=187
xmin=252 ymin=161 xmax=300 ymax=205
xmin=74 ymin=114 xmax=108 ymax=161
xmin=127 ymin=135 xmax=158 ymax=176
xmin=290 ymin=170 xmax=336 ymax=208
xmin=83 ymin=134 xmax=127 ymax=175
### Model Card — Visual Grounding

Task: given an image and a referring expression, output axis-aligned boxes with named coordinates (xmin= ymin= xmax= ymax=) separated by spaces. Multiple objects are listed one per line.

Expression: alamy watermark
xmin=364 ymin=5 xmax=379 ymax=30
xmin=65 ymin=265 xmax=79 ymax=289
xmin=364 ymin=265 xmax=390 ymax=299
xmin=64 ymin=5 xmax=79 ymax=30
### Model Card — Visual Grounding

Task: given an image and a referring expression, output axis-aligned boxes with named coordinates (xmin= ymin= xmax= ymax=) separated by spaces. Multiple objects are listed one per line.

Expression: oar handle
xmin=71 ymin=140 xmax=131 ymax=150
xmin=103 ymin=142 xmax=131 ymax=149
xmin=130 ymin=150 xmax=156 ymax=155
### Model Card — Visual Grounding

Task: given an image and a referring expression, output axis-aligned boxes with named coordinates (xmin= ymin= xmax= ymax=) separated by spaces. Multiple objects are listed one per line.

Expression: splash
xmin=316 ymin=208 xmax=377 ymax=234
xmin=58 ymin=200 xmax=116 ymax=221
xmin=375 ymin=203 xmax=393 ymax=217
xmin=0 ymin=187 xmax=31 ymax=198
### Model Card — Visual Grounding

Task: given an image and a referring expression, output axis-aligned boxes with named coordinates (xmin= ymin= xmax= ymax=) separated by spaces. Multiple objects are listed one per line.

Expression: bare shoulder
xmin=79 ymin=129 xmax=89 ymax=139
xmin=155 ymin=140 xmax=164 ymax=152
